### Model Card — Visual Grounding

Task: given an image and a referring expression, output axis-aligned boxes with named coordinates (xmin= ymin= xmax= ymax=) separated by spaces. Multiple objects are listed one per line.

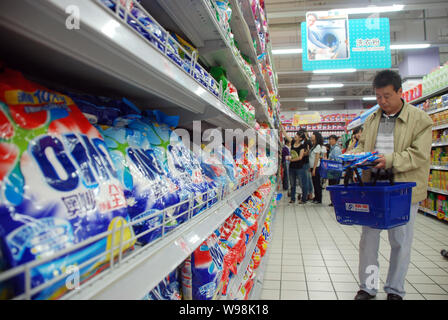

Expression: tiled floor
xmin=260 ymin=191 xmax=448 ymax=300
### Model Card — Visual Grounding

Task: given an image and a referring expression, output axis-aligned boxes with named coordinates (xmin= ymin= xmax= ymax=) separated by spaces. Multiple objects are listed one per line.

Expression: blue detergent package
xmin=0 ymin=69 xmax=135 ymax=299
xmin=132 ymin=111 xmax=215 ymax=217
xmin=97 ymin=125 xmax=181 ymax=244
xmin=142 ymin=269 xmax=181 ymax=300
xmin=100 ymin=0 xmax=167 ymax=52
xmin=181 ymin=233 xmax=224 ymax=300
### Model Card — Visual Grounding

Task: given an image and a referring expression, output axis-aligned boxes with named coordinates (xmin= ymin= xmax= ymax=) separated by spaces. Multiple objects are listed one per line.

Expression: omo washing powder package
xmin=133 ymin=111 xmax=216 ymax=217
xmin=0 ymin=69 xmax=135 ymax=299
xmin=97 ymin=125 xmax=181 ymax=244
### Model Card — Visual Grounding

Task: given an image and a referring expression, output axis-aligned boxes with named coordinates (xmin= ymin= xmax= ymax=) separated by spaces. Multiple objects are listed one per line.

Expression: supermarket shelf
xmin=240 ymin=0 xmax=263 ymax=58
xmin=228 ymin=0 xmax=269 ymax=99
xmin=432 ymin=141 xmax=448 ymax=147
xmin=248 ymin=241 xmax=269 ymax=300
xmin=427 ymin=187 xmax=448 ymax=196
xmin=426 ymin=105 xmax=448 ymax=116
xmin=410 ymin=86 xmax=448 ymax=105
xmin=248 ymin=201 xmax=278 ymax=300
xmin=432 ymin=123 xmax=448 ymax=131
xmin=151 ymin=0 xmax=271 ymax=123
xmin=62 ymin=175 xmax=268 ymax=300
xmin=225 ymin=187 xmax=276 ymax=300
xmin=430 ymin=165 xmax=448 ymax=171
xmin=0 ymin=0 xmax=251 ymax=131
xmin=418 ymin=206 xmax=448 ymax=222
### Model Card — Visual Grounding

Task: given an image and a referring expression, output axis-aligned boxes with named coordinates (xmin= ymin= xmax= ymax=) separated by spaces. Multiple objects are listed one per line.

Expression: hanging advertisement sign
xmin=292 ymin=112 xmax=321 ymax=126
xmin=301 ymin=11 xmax=391 ymax=70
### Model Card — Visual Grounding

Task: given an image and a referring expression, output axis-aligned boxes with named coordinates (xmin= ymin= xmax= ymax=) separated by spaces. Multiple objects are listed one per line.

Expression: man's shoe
xmin=387 ymin=294 xmax=403 ymax=301
xmin=354 ymin=290 xmax=376 ymax=300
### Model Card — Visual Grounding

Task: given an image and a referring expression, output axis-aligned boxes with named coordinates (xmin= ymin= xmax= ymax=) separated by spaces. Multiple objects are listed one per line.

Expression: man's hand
xmin=374 ymin=154 xmax=386 ymax=169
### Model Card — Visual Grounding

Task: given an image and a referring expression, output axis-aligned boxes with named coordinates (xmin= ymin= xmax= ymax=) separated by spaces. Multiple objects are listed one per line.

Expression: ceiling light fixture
xmin=307 ymin=83 xmax=344 ymax=89
xmin=272 ymin=48 xmax=303 ymax=55
xmin=305 ymin=97 xmax=335 ymax=102
xmin=312 ymin=68 xmax=357 ymax=74
xmin=335 ymin=4 xmax=405 ymax=15
xmin=390 ymin=44 xmax=431 ymax=50
xmin=363 ymin=96 xmax=377 ymax=101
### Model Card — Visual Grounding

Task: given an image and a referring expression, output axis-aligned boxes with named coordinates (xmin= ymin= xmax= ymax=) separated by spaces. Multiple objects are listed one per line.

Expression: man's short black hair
xmin=373 ymin=70 xmax=402 ymax=92
xmin=329 ymin=135 xmax=339 ymax=141
xmin=353 ymin=127 xmax=363 ymax=135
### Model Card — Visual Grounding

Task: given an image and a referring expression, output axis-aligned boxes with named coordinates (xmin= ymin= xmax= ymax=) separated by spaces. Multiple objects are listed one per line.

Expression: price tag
xmin=174 ymin=236 xmax=190 ymax=255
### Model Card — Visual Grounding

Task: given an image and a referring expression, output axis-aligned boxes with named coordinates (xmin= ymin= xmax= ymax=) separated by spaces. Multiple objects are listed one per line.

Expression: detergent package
xmin=66 ymin=92 xmax=142 ymax=126
xmin=142 ymin=269 xmax=181 ymax=300
xmin=0 ymin=69 xmax=135 ymax=299
xmin=181 ymin=233 xmax=224 ymax=300
xmin=136 ymin=111 xmax=215 ymax=217
xmin=97 ymin=125 xmax=181 ymax=245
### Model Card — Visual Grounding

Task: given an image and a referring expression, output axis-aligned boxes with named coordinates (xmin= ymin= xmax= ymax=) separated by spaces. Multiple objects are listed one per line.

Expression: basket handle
xmin=344 ymin=164 xmax=394 ymax=187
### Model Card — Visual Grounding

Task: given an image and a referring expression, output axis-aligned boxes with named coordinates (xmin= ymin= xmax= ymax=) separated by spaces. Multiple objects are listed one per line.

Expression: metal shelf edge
xmin=63 ymin=176 xmax=268 ymax=300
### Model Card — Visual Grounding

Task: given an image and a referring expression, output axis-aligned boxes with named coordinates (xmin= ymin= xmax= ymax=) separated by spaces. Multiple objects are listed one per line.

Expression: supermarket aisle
xmin=261 ymin=192 xmax=448 ymax=300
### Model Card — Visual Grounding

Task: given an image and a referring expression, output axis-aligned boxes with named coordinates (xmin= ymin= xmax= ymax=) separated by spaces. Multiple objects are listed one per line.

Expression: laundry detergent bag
xmin=134 ymin=111 xmax=215 ymax=217
xmin=97 ymin=125 xmax=181 ymax=245
xmin=0 ymin=69 xmax=134 ymax=299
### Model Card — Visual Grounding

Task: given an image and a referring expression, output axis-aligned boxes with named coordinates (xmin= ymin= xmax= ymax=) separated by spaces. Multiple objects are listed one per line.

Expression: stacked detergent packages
xmin=0 ymin=68 xmax=135 ymax=299
xmin=99 ymin=0 xmax=220 ymax=99
xmin=338 ymin=152 xmax=380 ymax=170
xmin=177 ymin=177 xmax=277 ymax=300
xmin=0 ymin=67 xmax=245 ymax=299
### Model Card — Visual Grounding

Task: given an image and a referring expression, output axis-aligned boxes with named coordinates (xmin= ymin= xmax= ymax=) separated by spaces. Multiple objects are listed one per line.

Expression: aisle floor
xmin=261 ymin=191 xmax=448 ymax=300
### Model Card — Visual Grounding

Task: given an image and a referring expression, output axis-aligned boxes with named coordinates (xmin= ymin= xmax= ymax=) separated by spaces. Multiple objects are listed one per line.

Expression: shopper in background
xmin=327 ymin=135 xmax=342 ymax=207
xmin=287 ymin=131 xmax=309 ymax=204
xmin=352 ymin=70 xmax=432 ymax=301
xmin=302 ymin=130 xmax=314 ymax=201
xmin=346 ymin=127 xmax=363 ymax=152
xmin=328 ymin=135 xmax=342 ymax=185
xmin=310 ymin=131 xmax=324 ymax=204
xmin=281 ymin=138 xmax=291 ymax=191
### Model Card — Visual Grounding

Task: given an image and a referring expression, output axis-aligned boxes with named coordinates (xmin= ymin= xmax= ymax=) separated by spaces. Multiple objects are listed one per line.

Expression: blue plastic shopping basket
xmin=320 ymin=159 xmax=343 ymax=180
xmin=326 ymin=181 xmax=416 ymax=229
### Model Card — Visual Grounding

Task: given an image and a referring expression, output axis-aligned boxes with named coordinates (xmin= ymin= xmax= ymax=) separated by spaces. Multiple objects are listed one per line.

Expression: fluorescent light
xmin=272 ymin=48 xmax=303 ymax=55
xmin=390 ymin=44 xmax=431 ymax=50
xmin=335 ymin=4 xmax=404 ymax=15
xmin=308 ymin=83 xmax=344 ymax=89
xmin=305 ymin=97 xmax=335 ymax=102
xmin=363 ymin=96 xmax=377 ymax=101
xmin=313 ymin=68 xmax=357 ymax=74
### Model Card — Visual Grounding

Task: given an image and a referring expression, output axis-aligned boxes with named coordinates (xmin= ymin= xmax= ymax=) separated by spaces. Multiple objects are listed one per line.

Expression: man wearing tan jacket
xmin=352 ymin=70 xmax=433 ymax=300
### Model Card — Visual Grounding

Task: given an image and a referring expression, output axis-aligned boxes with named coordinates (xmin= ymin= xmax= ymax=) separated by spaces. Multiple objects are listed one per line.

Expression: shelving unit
xmin=143 ymin=0 xmax=274 ymax=127
xmin=0 ymin=0 xmax=279 ymax=301
xmin=63 ymin=176 xmax=268 ymax=300
xmin=418 ymin=206 xmax=448 ymax=222
xmin=422 ymin=86 xmax=448 ymax=223
xmin=0 ymin=0 xmax=256 ymax=131
xmin=225 ymin=187 xmax=276 ymax=300
xmin=410 ymin=85 xmax=448 ymax=105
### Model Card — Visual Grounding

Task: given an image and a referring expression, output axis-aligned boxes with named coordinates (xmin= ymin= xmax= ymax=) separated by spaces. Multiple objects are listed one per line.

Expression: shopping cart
xmin=326 ymin=165 xmax=416 ymax=229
